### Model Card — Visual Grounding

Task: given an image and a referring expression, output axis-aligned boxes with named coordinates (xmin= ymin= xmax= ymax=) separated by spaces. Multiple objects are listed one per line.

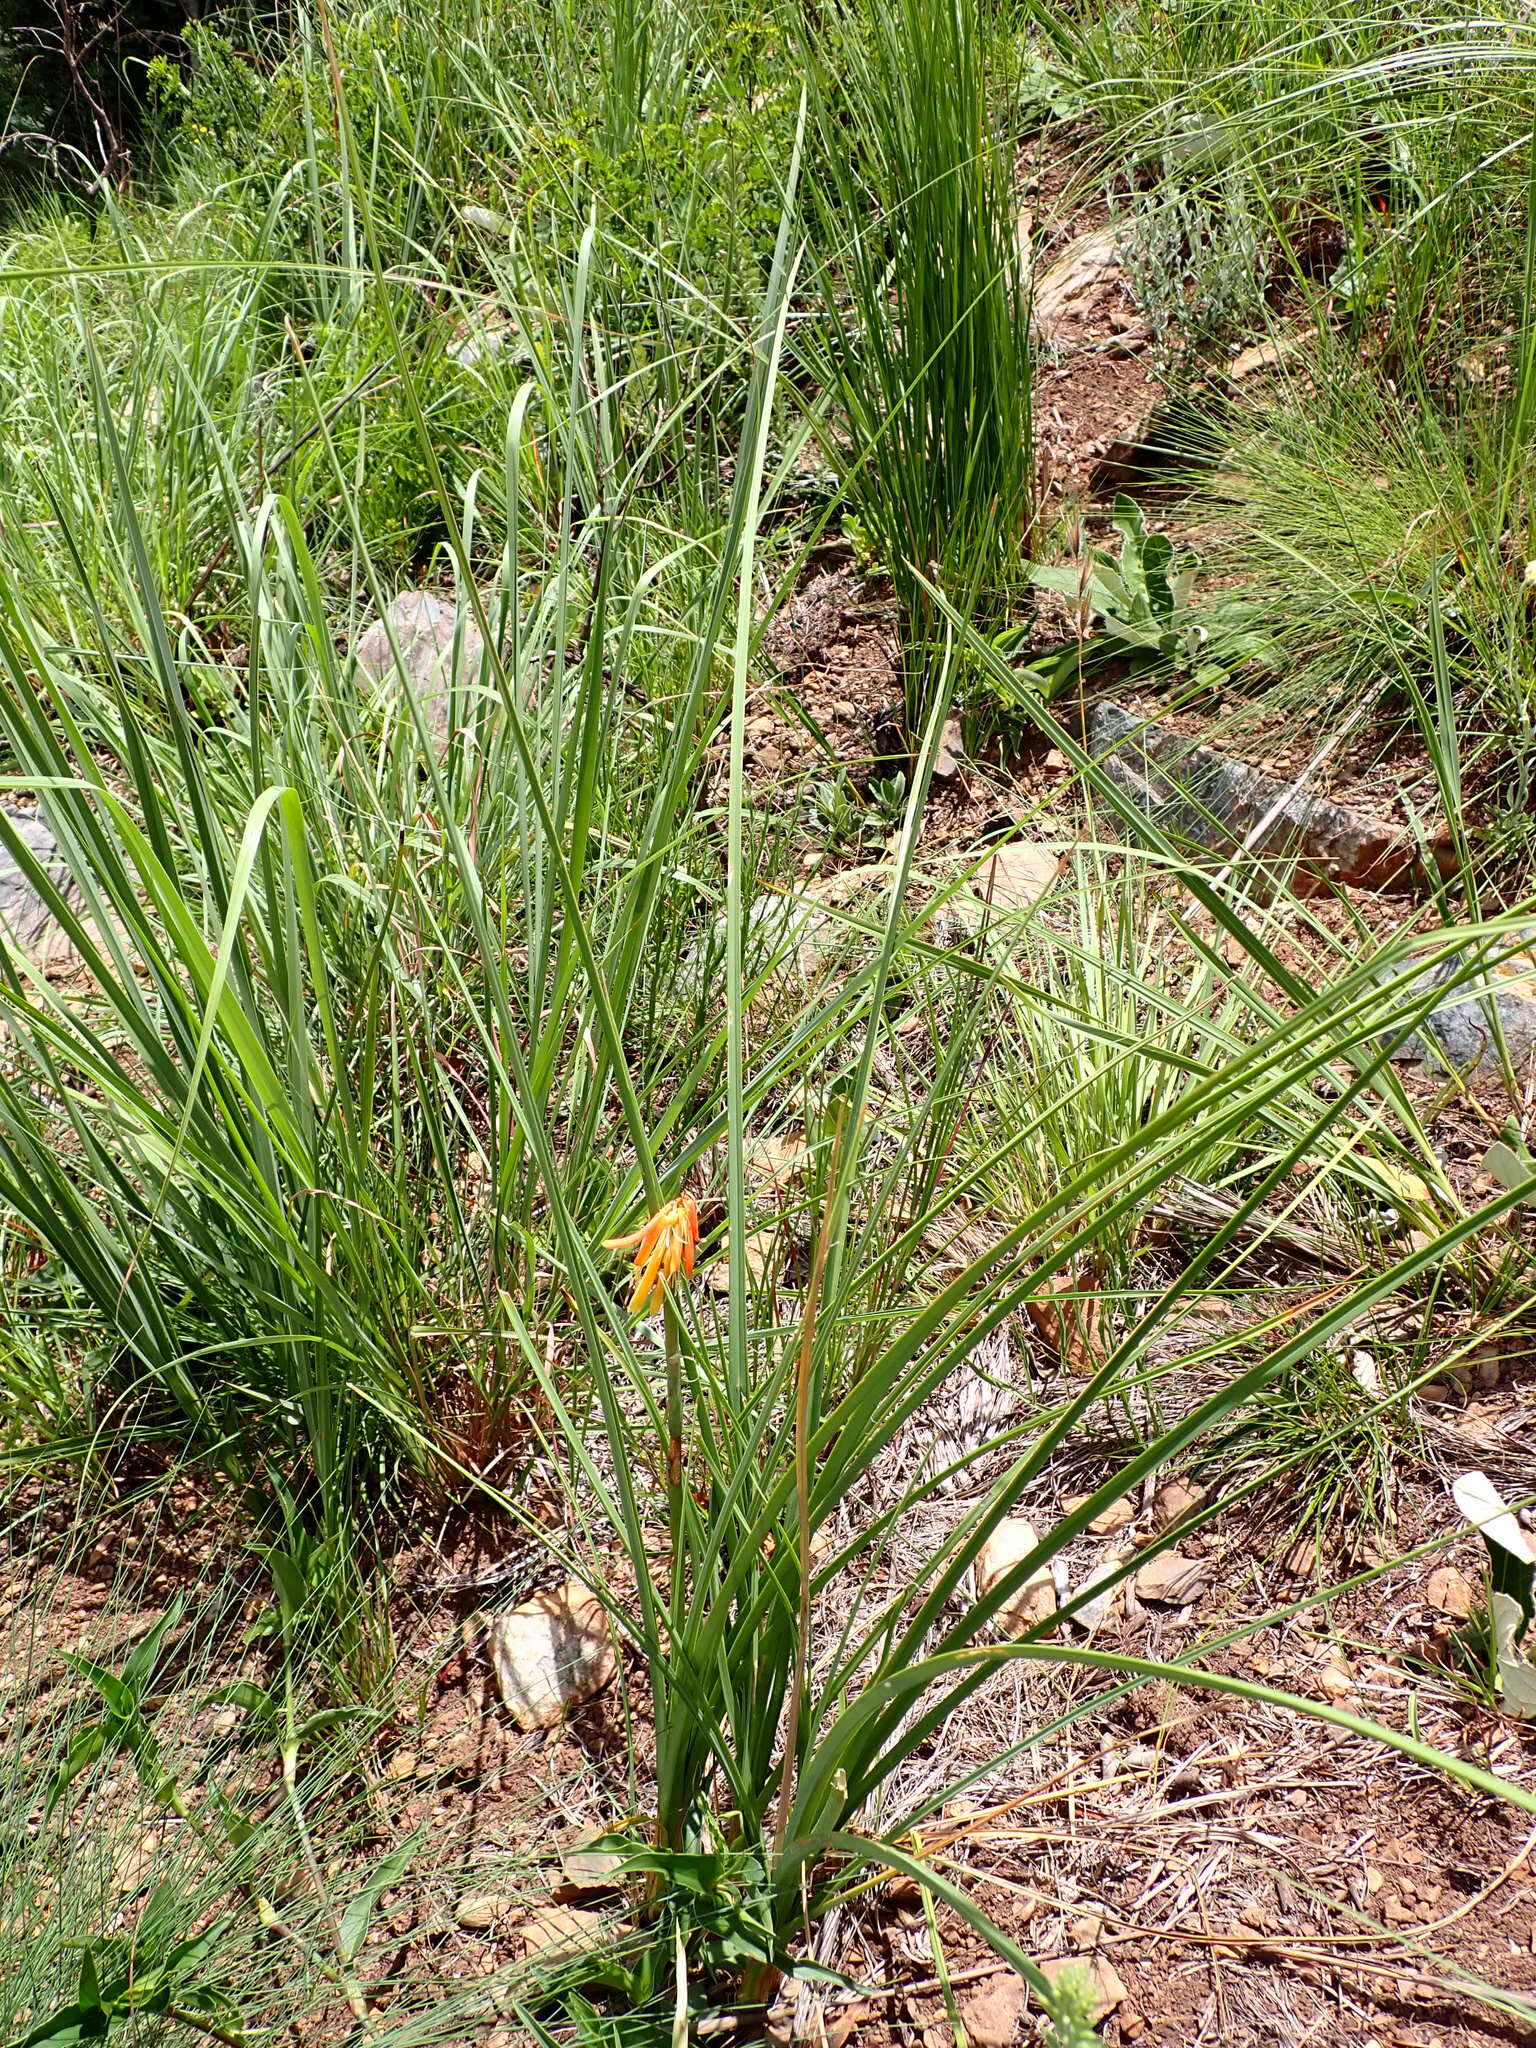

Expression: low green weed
xmin=1020 ymin=495 xmax=1276 ymax=697
xmin=1112 ymin=166 xmax=1275 ymax=365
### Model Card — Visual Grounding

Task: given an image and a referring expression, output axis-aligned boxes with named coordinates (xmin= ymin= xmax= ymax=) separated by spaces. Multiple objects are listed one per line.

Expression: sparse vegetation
xmin=4 ymin=3 xmax=1536 ymax=2045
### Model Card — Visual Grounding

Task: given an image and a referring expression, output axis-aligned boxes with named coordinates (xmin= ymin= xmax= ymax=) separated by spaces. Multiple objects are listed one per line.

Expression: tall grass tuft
xmin=803 ymin=0 xmax=1035 ymax=730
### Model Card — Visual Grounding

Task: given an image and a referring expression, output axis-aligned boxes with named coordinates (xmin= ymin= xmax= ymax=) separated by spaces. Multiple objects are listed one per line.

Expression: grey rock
xmin=353 ymin=592 xmax=486 ymax=737
xmin=1075 ymin=701 xmax=1535 ymax=1073
xmin=1396 ymin=941 xmax=1536 ymax=1075
xmin=1077 ymin=700 xmax=1450 ymax=894
xmin=0 ymin=808 xmax=80 ymax=963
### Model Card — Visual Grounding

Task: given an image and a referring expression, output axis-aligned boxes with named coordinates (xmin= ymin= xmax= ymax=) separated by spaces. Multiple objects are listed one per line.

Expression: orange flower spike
xmin=603 ymin=1195 xmax=699 ymax=1315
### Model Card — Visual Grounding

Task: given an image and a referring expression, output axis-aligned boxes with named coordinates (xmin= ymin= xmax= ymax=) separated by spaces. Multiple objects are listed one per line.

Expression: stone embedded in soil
xmin=1086 ymin=1496 xmax=1134 ymax=1535
xmin=1425 ymin=1566 xmax=1479 ymax=1619
xmin=1396 ymin=942 xmax=1536 ymax=1077
xmin=455 ymin=1892 xmax=517 ymax=1930
xmin=957 ymin=1971 xmax=1027 ymax=2048
xmin=558 ymin=1832 xmax=626 ymax=1895
xmin=1072 ymin=1547 xmax=1130 ymax=1632
xmin=1063 ymin=1491 xmax=1134 ymax=1536
xmin=1032 ymin=228 xmax=1129 ymax=344
xmin=1073 ymin=699 xmax=1452 ymax=896
xmin=1315 ymin=1655 xmax=1357 ymax=1702
xmin=1067 ymin=1912 xmax=1104 ymax=1951
xmin=966 ymin=842 xmax=1060 ymax=915
xmin=353 ymin=591 xmax=486 ymax=737
xmin=1037 ymin=1953 xmax=1129 ymax=2024
xmin=976 ymin=1517 xmax=1057 ymax=1635
xmin=487 ymin=1577 xmax=616 ymax=1730
xmin=517 ymin=1903 xmax=625 ymax=1960
xmin=1131 ymin=1551 xmax=1209 ymax=1606
xmin=1150 ymin=1477 xmax=1206 ymax=1532
xmin=1279 ymin=1535 xmax=1319 ymax=1579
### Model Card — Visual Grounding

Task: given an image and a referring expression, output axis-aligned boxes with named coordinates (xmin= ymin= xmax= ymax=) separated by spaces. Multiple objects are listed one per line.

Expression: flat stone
xmin=455 ymin=1892 xmax=516 ymax=1930
xmin=1087 ymin=1496 xmax=1135 ymax=1535
xmin=1132 ymin=1551 xmax=1208 ymax=1606
xmin=1072 ymin=1547 xmax=1130 ymax=1633
xmin=957 ymin=1971 xmax=1026 ymax=2047
xmin=967 ymin=842 xmax=1059 ymax=914
xmin=1074 ymin=700 xmax=1451 ymax=896
xmin=1063 ymin=1492 xmax=1134 ymax=1535
xmin=353 ymin=592 xmax=486 ymax=737
xmin=558 ymin=1831 xmax=626 ymax=1895
xmin=1316 ymin=1656 xmax=1357 ymax=1702
xmin=1395 ymin=941 xmax=1536 ymax=1076
xmin=488 ymin=1578 xmax=616 ymax=1730
xmin=1037 ymin=1954 xmax=1128 ymax=2024
xmin=1067 ymin=1913 xmax=1103 ymax=1951
xmin=977 ymin=1518 xmax=1056 ymax=1635
xmin=1425 ymin=1566 xmax=1478 ymax=1619
xmin=1279 ymin=1535 xmax=1319 ymax=1579
xmin=517 ymin=1903 xmax=623 ymax=1960
xmin=1151 ymin=1478 xmax=1206 ymax=1532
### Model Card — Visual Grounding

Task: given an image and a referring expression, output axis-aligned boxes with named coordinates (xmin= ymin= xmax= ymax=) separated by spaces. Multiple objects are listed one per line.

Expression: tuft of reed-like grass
xmin=801 ymin=0 xmax=1035 ymax=732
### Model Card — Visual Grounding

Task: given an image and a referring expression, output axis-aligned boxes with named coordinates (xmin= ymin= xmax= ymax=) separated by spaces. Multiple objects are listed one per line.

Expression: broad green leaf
xmin=339 ymin=1826 xmax=424 ymax=1963
xmin=46 ymin=1723 xmax=107 ymax=1816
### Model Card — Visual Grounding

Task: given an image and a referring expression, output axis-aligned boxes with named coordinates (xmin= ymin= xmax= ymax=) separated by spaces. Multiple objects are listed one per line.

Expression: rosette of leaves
xmin=1025 ymin=494 xmax=1274 ymax=691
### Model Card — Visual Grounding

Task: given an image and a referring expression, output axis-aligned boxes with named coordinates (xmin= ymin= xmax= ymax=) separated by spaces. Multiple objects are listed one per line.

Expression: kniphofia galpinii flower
xmin=604 ymin=1194 xmax=699 ymax=1315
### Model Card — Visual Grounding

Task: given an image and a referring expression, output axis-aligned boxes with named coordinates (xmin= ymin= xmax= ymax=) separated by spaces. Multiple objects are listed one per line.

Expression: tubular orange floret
xmin=603 ymin=1194 xmax=699 ymax=1315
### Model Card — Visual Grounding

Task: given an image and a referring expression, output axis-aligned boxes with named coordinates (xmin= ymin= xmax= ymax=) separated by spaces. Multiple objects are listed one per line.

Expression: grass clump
xmin=804 ymin=0 xmax=1035 ymax=729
